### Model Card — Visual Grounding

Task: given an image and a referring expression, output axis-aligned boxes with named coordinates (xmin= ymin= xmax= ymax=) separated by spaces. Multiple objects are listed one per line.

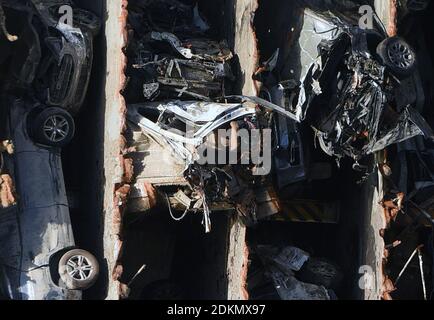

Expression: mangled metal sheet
xmin=249 ymin=245 xmax=342 ymax=300
xmin=257 ymin=6 xmax=434 ymax=166
xmin=127 ymin=100 xmax=256 ymax=165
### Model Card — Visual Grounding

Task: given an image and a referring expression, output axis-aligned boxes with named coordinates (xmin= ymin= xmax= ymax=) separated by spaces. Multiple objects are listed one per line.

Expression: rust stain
xmin=240 ymin=243 xmax=250 ymax=300
xmin=381 ymin=276 xmax=396 ymax=300
xmin=0 ymin=174 xmax=17 ymax=208
xmin=388 ymin=0 xmax=398 ymax=37
xmin=381 ymin=192 xmax=404 ymax=227
xmin=143 ymin=182 xmax=157 ymax=208
xmin=1 ymin=140 xmax=14 ymax=154
xmin=118 ymin=0 xmax=129 ymax=136
xmin=112 ymin=263 xmax=123 ymax=282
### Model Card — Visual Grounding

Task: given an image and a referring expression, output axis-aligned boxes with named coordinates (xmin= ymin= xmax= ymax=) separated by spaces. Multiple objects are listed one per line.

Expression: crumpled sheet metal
xmin=127 ymin=100 xmax=258 ymax=165
xmin=316 ymin=102 xmax=432 ymax=162
xmin=370 ymin=107 xmax=434 ymax=154
xmin=268 ymin=7 xmax=433 ymax=162
xmin=294 ymin=8 xmax=345 ymax=119
xmin=127 ymin=93 xmax=307 ymax=169
xmin=227 ymin=95 xmax=301 ymax=121
xmin=255 ymin=245 xmax=331 ymax=300
xmin=149 ymin=31 xmax=233 ymax=62
xmin=125 ymin=31 xmax=234 ymax=102
xmin=150 ymin=31 xmax=194 ymax=59
xmin=282 ymin=7 xmax=346 ymax=123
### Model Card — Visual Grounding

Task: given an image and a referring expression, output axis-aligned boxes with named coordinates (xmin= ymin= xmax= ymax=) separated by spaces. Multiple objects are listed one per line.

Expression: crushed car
xmin=123 ymin=0 xmax=274 ymax=233
xmin=1 ymin=0 xmax=100 ymax=117
xmin=122 ymin=0 xmax=347 ymax=233
xmin=256 ymin=7 xmax=433 ymax=167
xmin=0 ymin=98 xmax=99 ymax=300
xmin=248 ymin=245 xmax=342 ymax=300
xmin=0 ymin=0 xmax=101 ymax=300
xmin=121 ymin=1 xmax=434 ymax=229
xmin=124 ymin=32 xmax=234 ymax=102
xmin=123 ymin=0 xmax=234 ymax=103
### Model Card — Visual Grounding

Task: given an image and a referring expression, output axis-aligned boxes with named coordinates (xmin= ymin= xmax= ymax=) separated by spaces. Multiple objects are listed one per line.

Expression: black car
xmin=1 ymin=0 xmax=100 ymax=120
xmin=257 ymin=7 xmax=433 ymax=171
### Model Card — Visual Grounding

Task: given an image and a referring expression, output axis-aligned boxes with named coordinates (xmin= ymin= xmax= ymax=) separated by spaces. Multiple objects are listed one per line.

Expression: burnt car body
xmin=248 ymin=245 xmax=342 ymax=300
xmin=257 ymin=8 xmax=433 ymax=168
xmin=122 ymin=0 xmax=304 ymax=233
xmin=123 ymin=0 xmax=235 ymax=104
xmin=126 ymin=96 xmax=291 ymax=232
xmin=0 ymin=99 xmax=99 ymax=300
xmin=260 ymin=82 xmax=332 ymax=190
xmin=122 ymin=0 xmax=346 ymax=234
xmin=1 ymin=0 xmax=100 ymax=115
xmin=124 ymin=31 xmax=234 ymax=103
xmin=31 ymin=0 xmax=100 ymax=114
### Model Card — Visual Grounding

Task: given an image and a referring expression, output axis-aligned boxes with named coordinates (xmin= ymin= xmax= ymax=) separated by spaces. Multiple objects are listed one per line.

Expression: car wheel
xmin=31 ymin=107 xmax=75 ymax=147
xmin=58 ymin=249 xmax=99 ymax=291
xmin=376 ymin=37 xmax=416 ymax=77
xmin=297 ymin=257 xmax=343 ymax=290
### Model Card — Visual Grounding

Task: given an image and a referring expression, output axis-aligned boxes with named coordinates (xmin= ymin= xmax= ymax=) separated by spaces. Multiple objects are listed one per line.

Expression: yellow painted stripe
xmin=271 ymin=201 xmax=339 ymax=223
xmin=295 ymin=205 xmax=317 ymax=222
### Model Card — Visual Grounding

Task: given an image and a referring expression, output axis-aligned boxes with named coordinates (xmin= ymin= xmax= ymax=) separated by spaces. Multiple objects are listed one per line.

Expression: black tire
xmin=58 ymin=249 xmax=99 ymax=291
xmin=297 ymin=257 xmax=343 ymax=290
xmin=376 ymin=37 xmax=416 ymax=78
xmin=31 ymin=107 xmax=75 ymax=147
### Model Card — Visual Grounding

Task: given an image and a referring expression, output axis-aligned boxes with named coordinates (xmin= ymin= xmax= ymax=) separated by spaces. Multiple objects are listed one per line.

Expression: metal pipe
xmin=394 ymin=245 xmax=423 ymax=286
xmin=417 ymin=248 xmax=427 ymax=301
xmin=127 ymin=264 xmax=147 ymax=287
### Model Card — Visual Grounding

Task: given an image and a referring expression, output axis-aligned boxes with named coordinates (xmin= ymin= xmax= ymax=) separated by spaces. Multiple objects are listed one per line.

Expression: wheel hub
xmin=388 ymin=42 xmax=414 ymax=69
xmin=66 ymin=255 xmax=94 ymax=281
xmin=43 ymin=115 xmax=69 ymax=143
